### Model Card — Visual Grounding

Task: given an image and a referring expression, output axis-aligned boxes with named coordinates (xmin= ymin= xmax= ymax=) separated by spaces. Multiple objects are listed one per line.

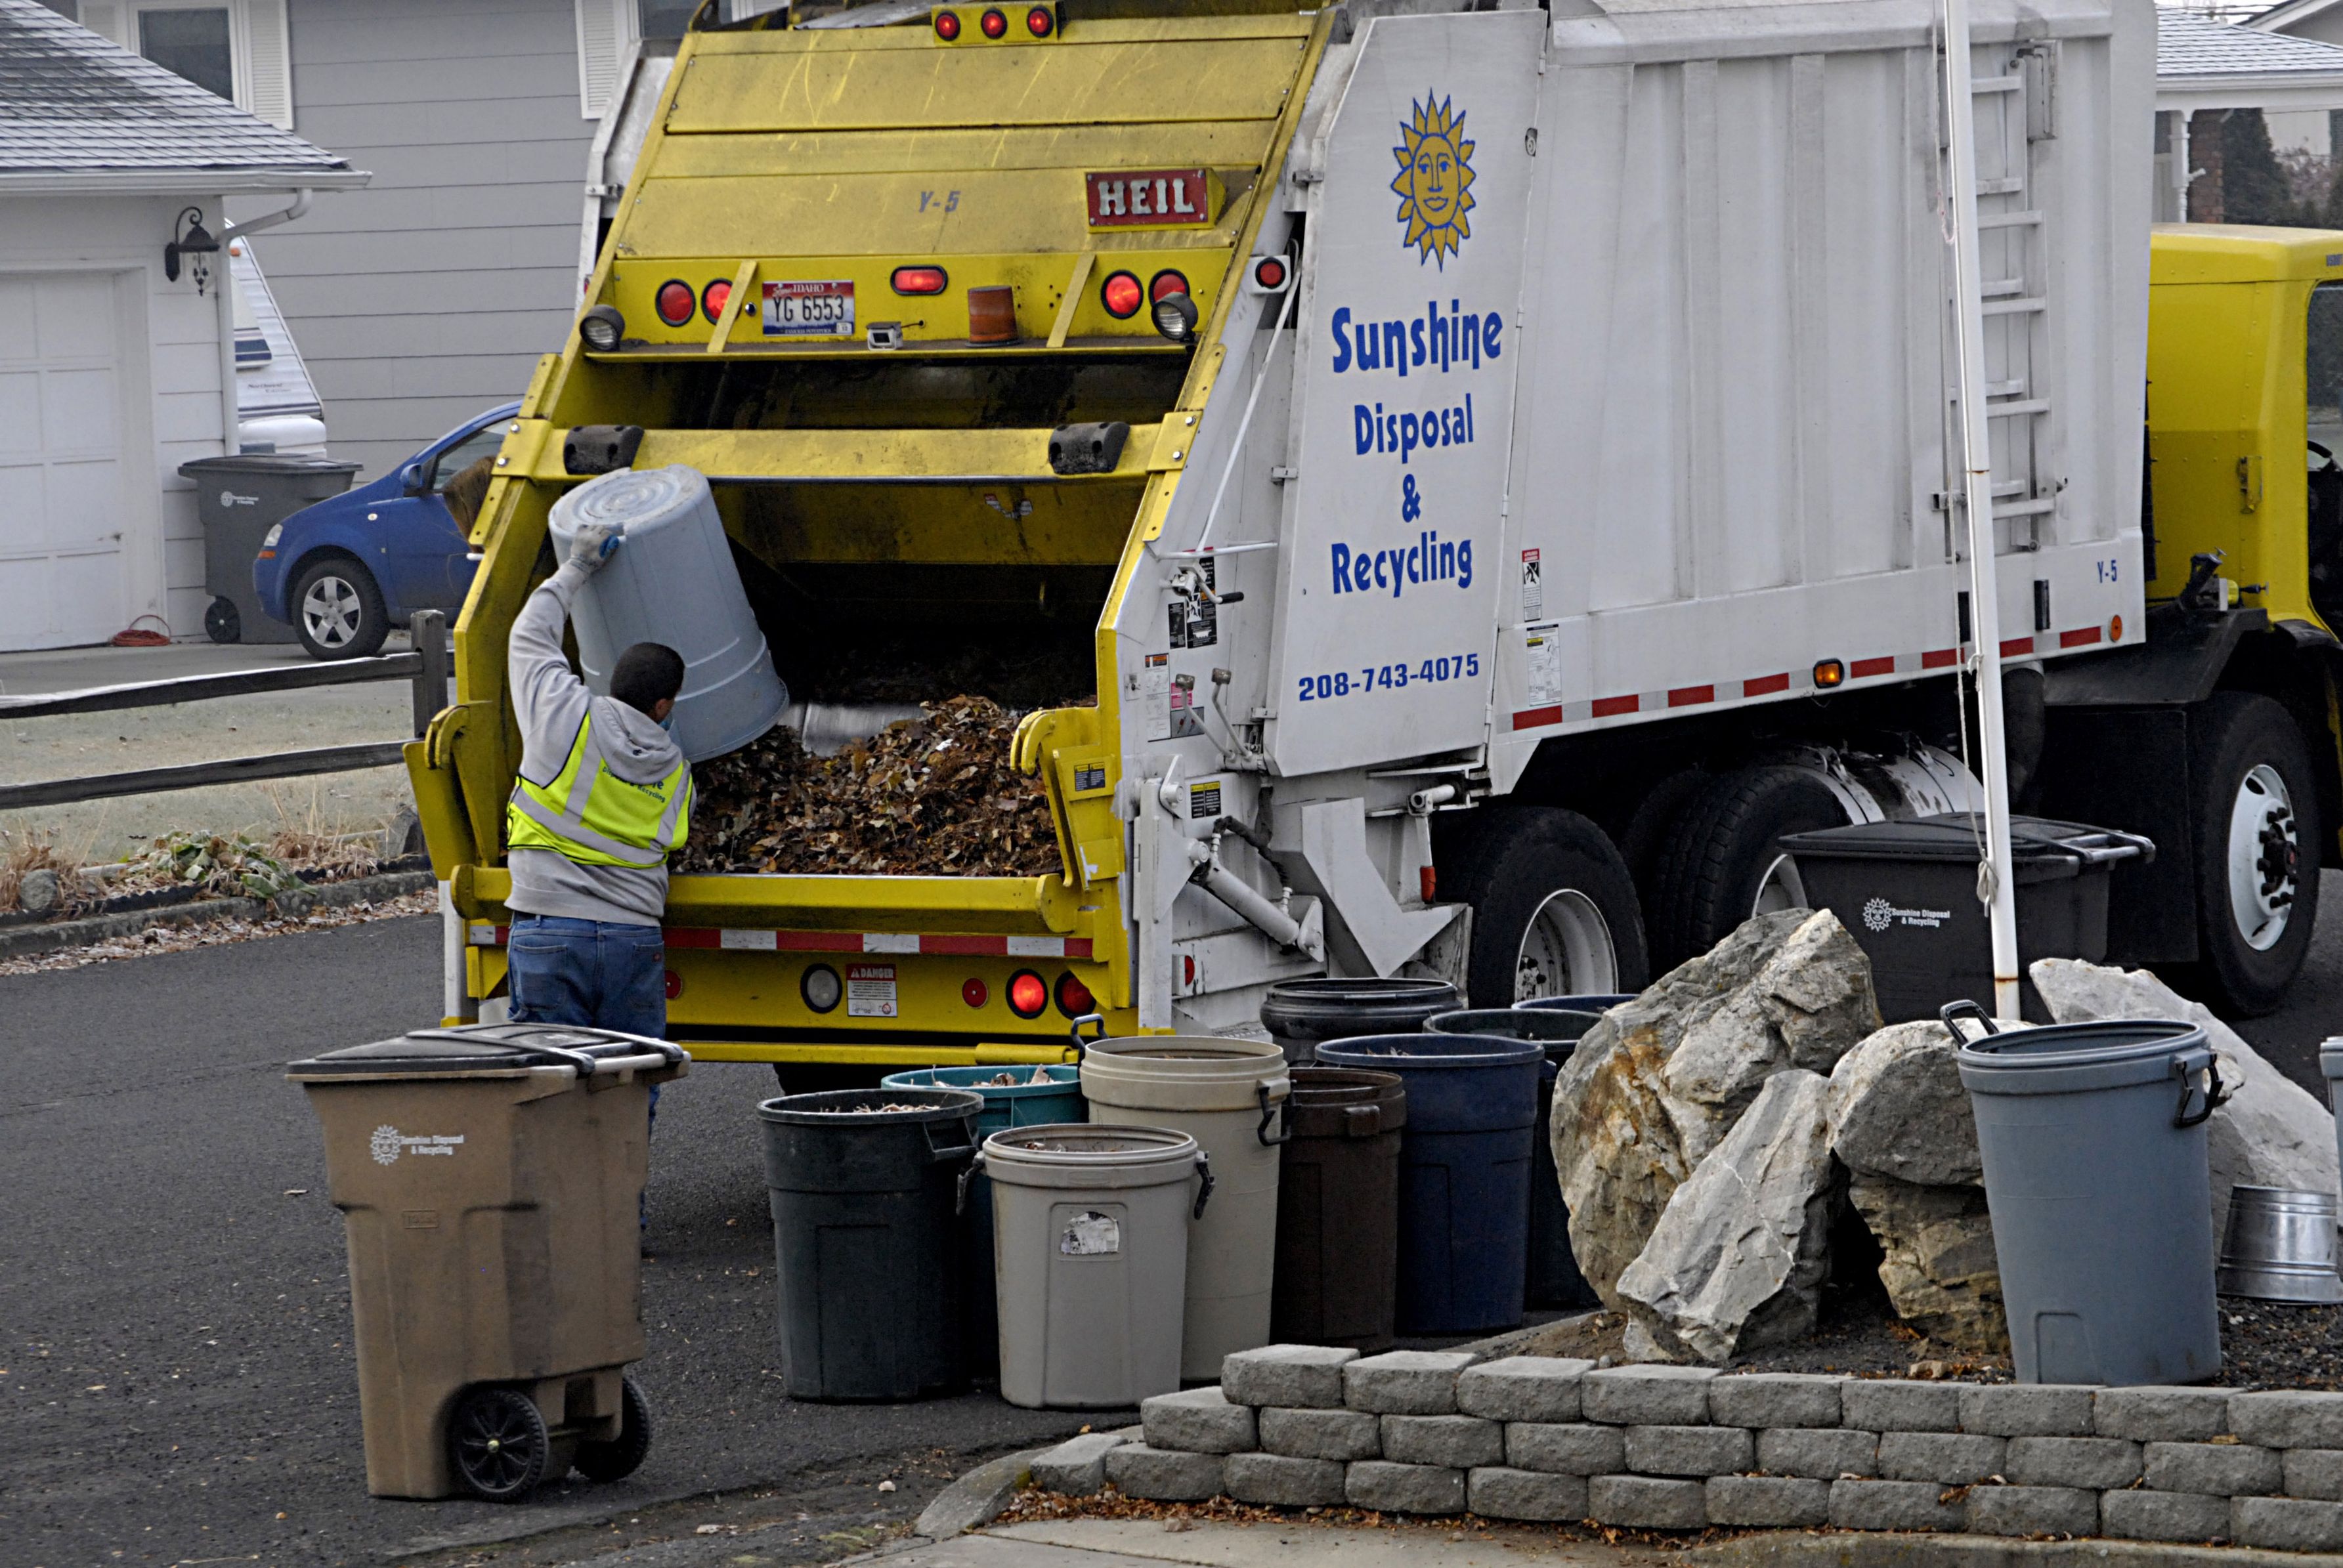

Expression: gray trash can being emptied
xmin=1953 ymin=1003 xmax=2224 ymax=1386
xmin=177 ymin=454 xmax=360 ymax=643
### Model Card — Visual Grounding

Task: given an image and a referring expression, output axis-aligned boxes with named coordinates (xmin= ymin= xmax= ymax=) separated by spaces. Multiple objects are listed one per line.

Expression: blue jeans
xmin=507 ymin=914 xmax=666 ymax=1226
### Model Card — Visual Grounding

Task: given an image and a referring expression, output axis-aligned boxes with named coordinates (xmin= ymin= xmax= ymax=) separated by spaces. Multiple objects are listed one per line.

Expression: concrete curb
xmin=1694 ymin=1530 xmax=2343 ymax=1567
xmin=912 ymin=1445 xmax=1054 ymax=1539
xmin=0 ymin=868 xmax=434 ymax=960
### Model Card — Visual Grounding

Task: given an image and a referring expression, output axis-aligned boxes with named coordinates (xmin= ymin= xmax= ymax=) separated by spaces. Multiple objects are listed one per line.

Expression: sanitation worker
xmin=502 ymin=517 xmax=691 ymax=1226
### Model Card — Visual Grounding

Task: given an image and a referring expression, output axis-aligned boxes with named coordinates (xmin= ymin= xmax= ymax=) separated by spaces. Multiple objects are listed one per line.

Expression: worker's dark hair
xmin=611 ymin=643 xmax=685 ymax=717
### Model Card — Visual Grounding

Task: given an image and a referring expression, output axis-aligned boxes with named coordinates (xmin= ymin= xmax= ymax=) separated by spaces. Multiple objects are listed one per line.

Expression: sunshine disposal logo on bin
xmin=1862 ymin=896 xmax=1954 ymax=933
xmin=370 ymin=1124 xmax=465 ymax=1166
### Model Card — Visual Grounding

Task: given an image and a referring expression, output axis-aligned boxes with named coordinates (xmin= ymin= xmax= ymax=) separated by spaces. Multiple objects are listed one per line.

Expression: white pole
xmin=1941 ymin=0 xmax=2024 ymax=1019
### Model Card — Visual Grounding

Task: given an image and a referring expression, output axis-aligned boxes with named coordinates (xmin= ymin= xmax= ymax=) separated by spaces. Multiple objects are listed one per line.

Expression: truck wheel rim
xmin=2228 ymin=763 xmax=2298 ymax=952
xmin=301 ymin=576 xmax=361 ymax=647
xmin=1515 ymin=889 xmax=1618 ymax=1002
xmin=1752 ymin=852 xmax=1809 ymax=920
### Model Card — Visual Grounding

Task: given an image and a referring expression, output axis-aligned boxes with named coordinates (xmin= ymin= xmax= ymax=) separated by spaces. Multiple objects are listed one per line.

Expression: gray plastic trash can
xmin=178 ymin=455 xmax=359 ymax=643
xmin=2317 ymin=1040 xmax=2343 ymax=1191
xmin=1952 ymin=1002 xmax=2225 ymax=1386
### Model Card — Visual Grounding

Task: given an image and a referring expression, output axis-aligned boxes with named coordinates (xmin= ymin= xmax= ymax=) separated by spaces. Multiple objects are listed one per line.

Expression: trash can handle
xmin=1255 ymin=1082 xmax=1292 ymax=1147
xmin=1342 ymin=1103 xmax=1383 ymax=1137
xmin=956 ymin=1151 xmax=987 ymax=1216
xmin=1192 ymin=1149 xmax=1216 ymax=1221
xmin=1065 ymin=1013 xmax=1107 ymax=1063
xmin=925 ymin=1117 xmax=979 ymax=1166
xmin=2172 ymin=1047 xmax=2231 ymax=1129
xmin=1939 ymin=999 xmax=2000 ymax=1040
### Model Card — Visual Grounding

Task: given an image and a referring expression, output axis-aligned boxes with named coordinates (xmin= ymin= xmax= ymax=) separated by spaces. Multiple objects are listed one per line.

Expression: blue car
xmin=255 ymin=402 xmax=521 ymax=658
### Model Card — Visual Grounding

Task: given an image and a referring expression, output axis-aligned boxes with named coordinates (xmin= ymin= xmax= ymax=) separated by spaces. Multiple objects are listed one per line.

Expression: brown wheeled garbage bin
xmin=288 ymin=1025 xmax=686 ymax=1501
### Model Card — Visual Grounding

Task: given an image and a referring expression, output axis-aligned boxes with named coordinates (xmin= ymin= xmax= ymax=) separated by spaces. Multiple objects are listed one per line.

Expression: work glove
xmin=569 ymin=520 xmax=623 ymax=573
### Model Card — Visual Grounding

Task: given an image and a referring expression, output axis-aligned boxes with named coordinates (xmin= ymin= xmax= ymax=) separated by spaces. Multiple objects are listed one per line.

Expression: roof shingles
xmin=2160 ymin=8 xmax=2343 ymax=80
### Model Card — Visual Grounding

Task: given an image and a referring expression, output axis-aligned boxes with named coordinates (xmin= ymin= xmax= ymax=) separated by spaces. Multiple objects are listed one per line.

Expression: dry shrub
xmin=0 ymin=831 xmax=74 ymax=912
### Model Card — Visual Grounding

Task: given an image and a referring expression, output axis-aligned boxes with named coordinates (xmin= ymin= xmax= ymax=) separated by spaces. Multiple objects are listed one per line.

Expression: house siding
xmin=234 ymin=0 xmax=591 ymax=483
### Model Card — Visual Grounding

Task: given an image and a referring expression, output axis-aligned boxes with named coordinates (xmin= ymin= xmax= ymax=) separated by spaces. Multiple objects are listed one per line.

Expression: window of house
xmin=637 ymin=0 xmax=699 ymax=39
xmin=75 ymin=0 xmax=294 ymax=129
xmin=139 ymin=6 xmax=234 ymax=102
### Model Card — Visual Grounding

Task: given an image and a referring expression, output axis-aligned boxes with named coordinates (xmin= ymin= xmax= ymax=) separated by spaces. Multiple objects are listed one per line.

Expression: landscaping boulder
xmin=1828 ymin=1020 xmax=1982 ymax=1188
xmin=2031 ymin=958 xmax=2338 ymax=1246
xmin=1847 ymin=1175 xmax=2008 ymax=1355
xmin=1616 ymin=1069 xmax=1838 ymax=1364
xmin=1554 ymin=910 xmax=1880 ymax=1303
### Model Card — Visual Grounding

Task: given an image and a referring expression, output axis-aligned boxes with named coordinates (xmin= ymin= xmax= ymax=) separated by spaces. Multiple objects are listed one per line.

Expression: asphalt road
xmin=0 ymin=915 xmax=1092 ymax=1568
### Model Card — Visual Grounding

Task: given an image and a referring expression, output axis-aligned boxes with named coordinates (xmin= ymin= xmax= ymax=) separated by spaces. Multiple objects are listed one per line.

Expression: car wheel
xmin=2187 ymin=692 xmax=2320 ymax=1015
xmin=203 ymin=596 xmax=240 ymax=645
xmin=1451 ymin=807 xmax=1650 ymax=1007
xmin=1652 ymin=764 xmax=1849 ymax=966
xmin=291 ymin=557 xmax=388 ymax=660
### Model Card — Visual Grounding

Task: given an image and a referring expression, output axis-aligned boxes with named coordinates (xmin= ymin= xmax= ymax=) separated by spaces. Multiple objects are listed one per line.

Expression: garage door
xmin=0 ymin=273 xmax=132 ymax=651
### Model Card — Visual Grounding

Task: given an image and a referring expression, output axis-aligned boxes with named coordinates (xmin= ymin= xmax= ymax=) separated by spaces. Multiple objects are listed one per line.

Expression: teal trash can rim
xmin=880 ymin=1065 xmax=1081 ymax=1097
xmin=1316 ymin=1032 xmax=1543 ymax=1070
xmin=758 ymin=1088 xmax=985 ymax=1126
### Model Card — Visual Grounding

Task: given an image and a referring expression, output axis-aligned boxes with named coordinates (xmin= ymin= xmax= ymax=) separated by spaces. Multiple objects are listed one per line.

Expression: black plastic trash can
xmin=1260 ymin=977 xmax=1459 ymax=1065
xmin=177 ymin=454 xmax=359 ymax=643
xmin=758 ymin=1088 xmax=982 ymax=1401
xmin=1270 ymin=1067 xmax=1407 ymax=1351
xmin=1780 ymin=815 xmax=2153 ymax=1022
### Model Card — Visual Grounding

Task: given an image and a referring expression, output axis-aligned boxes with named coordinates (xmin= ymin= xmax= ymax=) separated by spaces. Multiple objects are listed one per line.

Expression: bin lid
xmin=1778 ymin=814 xmax=2154 ymax=881
xmin=287 ymin=1022 xmax=683 ymax=1079
xmin=1315 ymin=1032 xmax=1543 ymax=1070
xmin=176 ymin=455 xmax=361 ymax=478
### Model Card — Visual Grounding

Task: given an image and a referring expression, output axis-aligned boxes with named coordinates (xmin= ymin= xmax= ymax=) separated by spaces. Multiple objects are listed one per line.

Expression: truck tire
xmin=2187 ymin=691 xmax=2319 ymax=1015
xmin=292 ymin=555 xmax=389 ymax=660
xmin=1652 ymin=765 xmax=1849 ymax=967
xmin=1452 ymin=807 xmax=1648 ymax=1007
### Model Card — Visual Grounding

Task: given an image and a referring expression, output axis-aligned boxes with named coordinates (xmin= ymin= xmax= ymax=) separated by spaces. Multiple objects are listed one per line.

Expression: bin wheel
xmin=448 ymin=1385 xmax=553 ymax=1502
xmin=573 ymin=1375 xmax=653 ymax=1483
xmin=203 ymin=596 xmax=240 ymax=644
xmin=2187 ymin=692 xmax=2321 ymax=1015
xmin=1650 ymin=764 xmax=1849 ymax=969
xmin=1450 ymin=807 xmax=1648 ymax=1007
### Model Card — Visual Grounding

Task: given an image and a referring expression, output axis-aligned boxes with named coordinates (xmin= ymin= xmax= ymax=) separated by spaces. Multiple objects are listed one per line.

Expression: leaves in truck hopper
xmin=674 ymin=696 xmax=1063 ymax=878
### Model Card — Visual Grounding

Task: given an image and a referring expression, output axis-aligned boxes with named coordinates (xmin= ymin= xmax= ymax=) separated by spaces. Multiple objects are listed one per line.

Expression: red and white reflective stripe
xmin=468 ymin=922 xmax=1091 ymax=959
xmin=1509 ymin=629 xmax=2099 ymax=733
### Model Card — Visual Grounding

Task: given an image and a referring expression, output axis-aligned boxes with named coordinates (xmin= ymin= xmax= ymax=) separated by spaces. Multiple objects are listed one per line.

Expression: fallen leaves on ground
xmin=0 ymin=891 xmax=435 ymax=975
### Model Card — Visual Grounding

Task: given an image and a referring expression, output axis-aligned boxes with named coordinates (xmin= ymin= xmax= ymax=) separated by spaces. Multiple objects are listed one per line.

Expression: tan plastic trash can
xmin=288 ymin=1024 xmax=686 ymax=1501
xmin=979 ymin=1123 xmax=1208 ymax=1409
xmin=1080 ymin=1036 xmax=1287 ymax=1380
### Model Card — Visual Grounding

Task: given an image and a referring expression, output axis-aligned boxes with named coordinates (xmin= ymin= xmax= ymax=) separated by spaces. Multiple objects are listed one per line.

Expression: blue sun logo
xmin=1392 ymin=93 xmax=1475 ymax=268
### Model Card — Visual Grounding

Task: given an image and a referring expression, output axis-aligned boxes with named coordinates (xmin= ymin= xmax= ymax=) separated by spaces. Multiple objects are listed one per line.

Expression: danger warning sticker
xmin=846 ymin=962 xmax=898 ymax=1018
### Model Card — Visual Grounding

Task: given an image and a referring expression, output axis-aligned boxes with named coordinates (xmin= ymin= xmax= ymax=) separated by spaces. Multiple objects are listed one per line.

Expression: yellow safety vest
xmin=506 ymin=714 xmax=691 ymax=870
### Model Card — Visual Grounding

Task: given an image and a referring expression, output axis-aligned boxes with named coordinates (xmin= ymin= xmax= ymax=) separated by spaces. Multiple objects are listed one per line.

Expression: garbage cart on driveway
xmin=289 ymin=1024 xmax=686 ymax=1502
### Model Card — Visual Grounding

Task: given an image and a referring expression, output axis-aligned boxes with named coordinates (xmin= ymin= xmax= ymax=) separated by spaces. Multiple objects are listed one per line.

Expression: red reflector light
xmin=1101 ymin=270 xmax=1143 ymax=319
xmin=1419 ymin=865 xmax=1437 ymax=903
xmin=961 ymin=977 xmax=988 ymax=1009
xmin=700 ymin=279 xmax=730 ymax=322
xmin=892 ymin=265 xmax=949 ymax=296
xmin=1026 ymin=4 xmax=1053 ymax=35
xmin=664 ymin=969 xmax=683 ymax=1000
xmin=1054 ymin=972 xmax=1094 ymax=1017
xmin=1008 ymin=969 xmax=1048 ymax=1018
xmin=654 ymin=279 xmax=695 ymax=328
xmin=980 ymin=7 xmax=1007 ymax=37
xmin=934 ymin=9 xmax=960 ymax=39
xmin=1149 ymin=269 xmax=1190 ymax=305
xmin=1254 ymin=256 xmax=1287 ymax=290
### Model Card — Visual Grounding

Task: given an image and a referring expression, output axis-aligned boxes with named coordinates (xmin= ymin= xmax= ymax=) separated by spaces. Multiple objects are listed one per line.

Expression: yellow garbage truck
xmin=403 ymin=0 xmax=2343 ymax=1071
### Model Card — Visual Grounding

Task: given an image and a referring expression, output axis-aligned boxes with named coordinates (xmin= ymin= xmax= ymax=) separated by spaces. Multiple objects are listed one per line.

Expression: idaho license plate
xmin=762 ymin=279 xmax=855 ymax=338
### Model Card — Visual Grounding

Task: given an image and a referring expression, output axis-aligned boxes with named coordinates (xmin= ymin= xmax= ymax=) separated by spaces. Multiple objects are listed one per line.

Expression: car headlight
xmin=261 ymin=524 xmax=283 ymax=549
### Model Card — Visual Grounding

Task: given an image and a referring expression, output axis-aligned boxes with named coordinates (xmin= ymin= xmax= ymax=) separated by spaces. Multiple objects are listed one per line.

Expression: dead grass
xmin=253 ymin=782 xmax=381 ymax=881
xmin=0 ymin=830 xmax=84 ymax=913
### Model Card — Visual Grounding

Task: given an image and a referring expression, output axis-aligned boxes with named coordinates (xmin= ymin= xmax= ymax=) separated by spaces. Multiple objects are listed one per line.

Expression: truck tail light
xmin=664 ymin=970 xmax=683 ymax=1000
xmin=1813 ymin=659 xmax=1845 ymax=689
xmin=579 ymin=305 xmax=626 ymax=351
xmin=1026 ymin=5 xmax=1054 ymax=35
xmin=1054 ymin=972 xmax=1094 ymax=1017
xmin=934 ymin=8 xmax=960 ymax=39
xmin=1420 ymin=865 xmax=1437 ymax=903
xmin=655 ymin=279 xmax=695 ymax=328
xmin=967 ymin=284 xmax=1017 ymax=345
xmin=962 ymin=977 xmax=988 ymax=1008
xmin=1101 ymin=270 xmax=1143 ymax=319
xmin=892 ymin=265 xmax=949 ymax=295
xmin=1149 ymin=270 xmax=1190 ymax=304
xmin=980 ymin=7 xmax=1007 ymax=37
xmin=1251 ymin=255 xmax=1289 ymax=293
xmin=2110 ymin=614 xmax=2124 ymax=643
xmin=802 ymin=964 xmax=842 ymax=1014
xmin=700 ymin=279 xmax=731 ymax=322
xmin=1008 ymin=969 xmax=1048 ymax=1018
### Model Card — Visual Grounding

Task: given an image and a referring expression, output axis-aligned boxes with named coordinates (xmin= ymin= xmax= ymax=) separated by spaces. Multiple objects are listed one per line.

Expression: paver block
xmin=1031 ymin=1431 xmax=1132 ymax=1496
xmin=1258 ymin=1406 xmax=1381 ymax=1462
xmin=1706 ymin=1475 xmax=1829 ymax=1527
xmin=1756 ymin=1426 xmax=1878 ymax=1480
xmin=1876 ymin=1430 xmax=2006 ymax=1485
xmin=2144 ymin=1441 xmax=2283 ymax=1496
xmin=1343 ymin=1351 xmax=1477 ymax=1415
xmin=2233 ymin=1392 xmax=2343 ymax=1452
xmin=2288 ymin=1449 xmax=2343 ymax=1500
xmin=1708 ymin=1373 xmax=1843 ymax=1430
xmin=1381 ymin=1414 xmax=1503 ymax=1469
xmin=1223 ymin=1345 xmax=1358 ymax=1410
xmin=1840 ymin=1380 xmax=1960 ymax=1433
xmin=1829 ymin=1478 xmax=1967 ymax=1532
xmin=1966 ymin=1484 xmax=2097 ymax=1537
xmin=2003 ymin=1435 xmax=2141 ymax=1490
xmin=2094 ymin=1386 xmax=2234 ymax=1443
xmin=1141 ymin=1387 xmax=1257 ymax=1454
xmin=1224 ymin=1452 xmax=1346 ymax=1508
xmin=1624 ymin=1424 xmax=1752 ymax=1477
xmin=2234 ymin=1495 xmax=2343 ymax=1552
xmin=1346 ymin=1459 xmax=1465 ymax=1515
xmin=1958 ymin=1383 xmax=2096 ymax=1437
xmin=1457 ymin=1357 xmax=1593 ymax=1424
xmin=1105 ymin=1444 xmax=1224 ymax=1502
xmin=1507 ymin=1422 xmax=1626 ymax=1477
xmin=2101 ymin=1488 xmax=2232 ymax=1543
xmin=1580 ymin=1365 xmax=1717 ymax=1426
xmin=1588 ymin=1474 xmax=1707 ymax=1530
xmin=1468 ymin=1466 xmax=1589 ymax=1522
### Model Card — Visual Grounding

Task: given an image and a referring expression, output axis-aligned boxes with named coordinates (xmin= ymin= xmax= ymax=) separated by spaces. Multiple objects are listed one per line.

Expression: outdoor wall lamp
xmin=165 ymin=207 xmax=220 ymax=294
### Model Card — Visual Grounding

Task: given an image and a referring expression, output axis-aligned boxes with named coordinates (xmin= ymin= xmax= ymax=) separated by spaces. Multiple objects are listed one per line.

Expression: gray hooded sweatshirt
xmin=505 ymin=559 xmax=688 ymax=927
